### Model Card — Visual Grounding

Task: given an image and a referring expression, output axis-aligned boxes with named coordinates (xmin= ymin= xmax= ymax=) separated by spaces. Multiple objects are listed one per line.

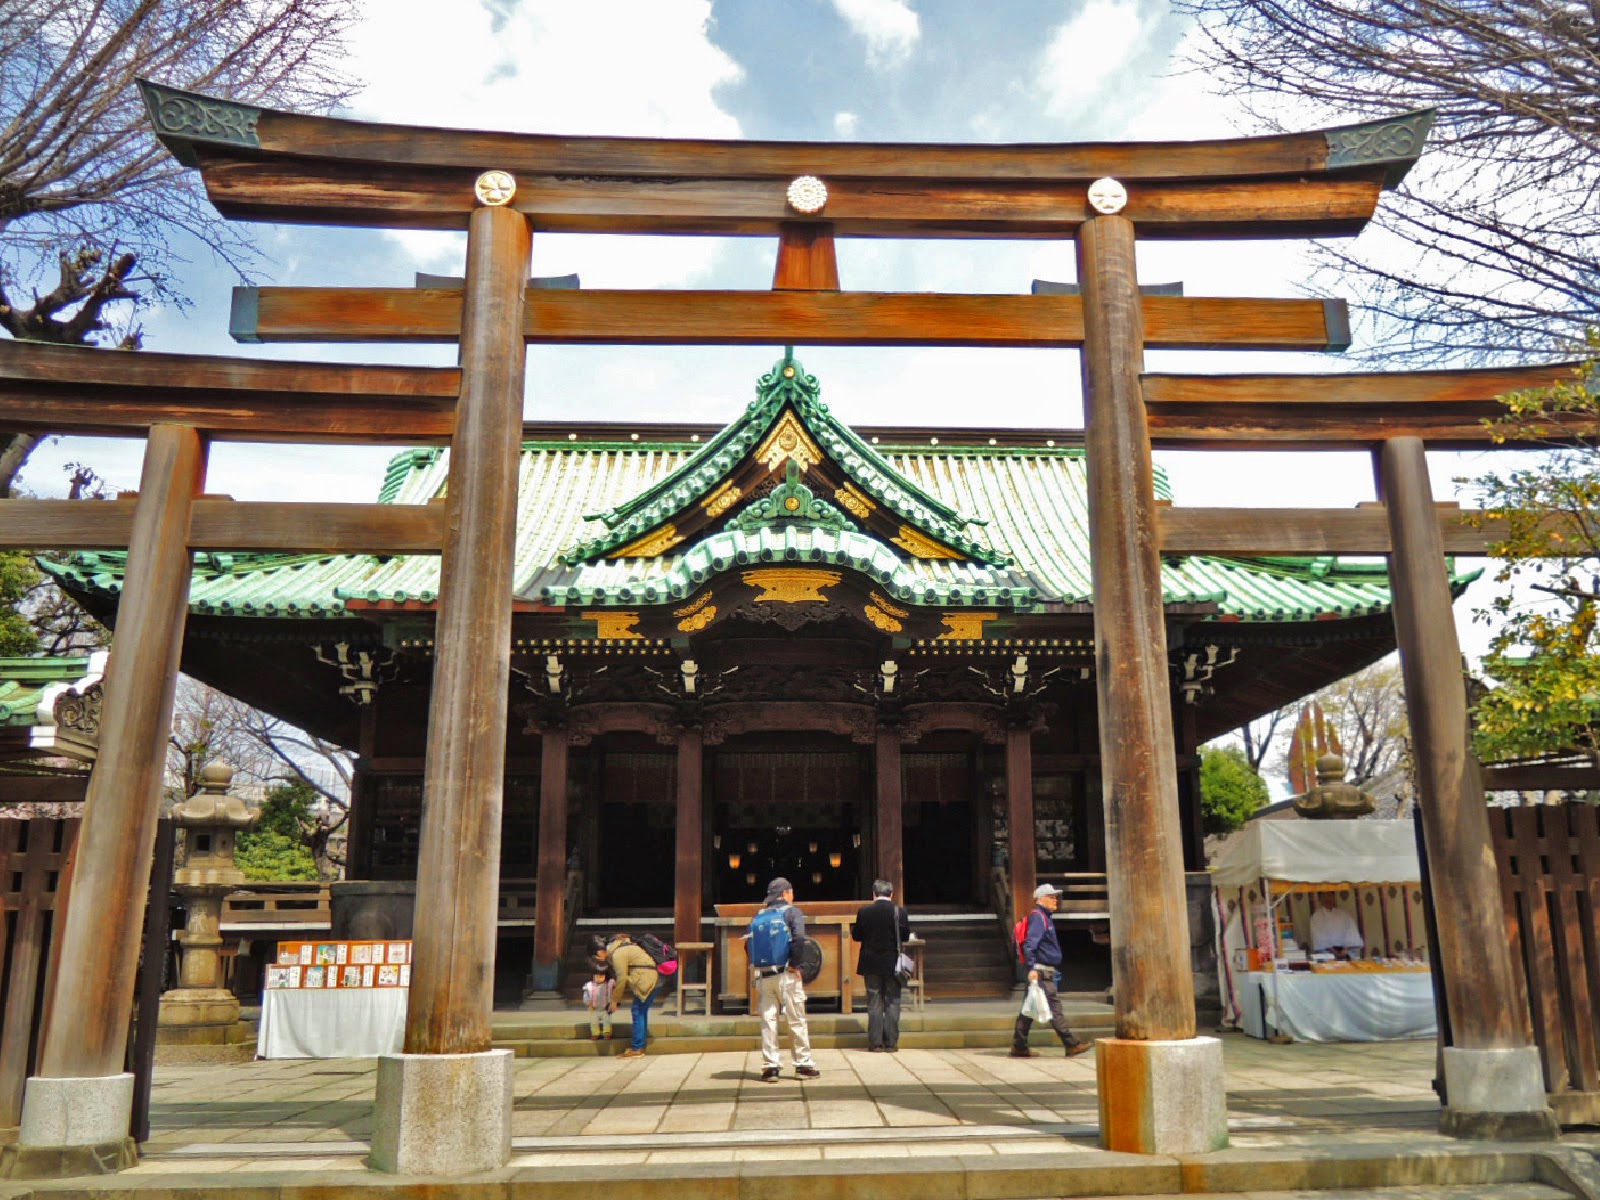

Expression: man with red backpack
xmin=1011 ymin=883 xmax=1092 ymax=1059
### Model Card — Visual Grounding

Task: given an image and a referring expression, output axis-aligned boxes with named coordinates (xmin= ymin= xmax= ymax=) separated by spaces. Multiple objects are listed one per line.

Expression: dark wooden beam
xmin=773 ymin=223 xmax=840 ymax=289
xmin=0 ymin=340 xmax=458 ymax=444
xmin=237 ymin=286 xmax=1349 ymax=351
xmin=1144 ymin=363 xmax=1579 ymax=449
xmin=0 ymin=776 xmax=90 ymax=804
xmin=1159 ymin=504 xmax=1578 ymax=556
xmin=148 ymin=81 xmax=1427 ymax=182
xmin=196 ymin=158 xmax=1390 ymax=238
xmin=0 ymin=499 xmax=445 ymax=553
xmin=1157 ymin=505 xmax=1513 ymax=556
xmin=1481 ymin=763 xmax=1600 ymax=792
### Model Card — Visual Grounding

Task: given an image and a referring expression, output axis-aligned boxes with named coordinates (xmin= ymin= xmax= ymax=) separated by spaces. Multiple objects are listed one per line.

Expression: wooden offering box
xmin=714 ymin=901 xmax=868 ymax=1013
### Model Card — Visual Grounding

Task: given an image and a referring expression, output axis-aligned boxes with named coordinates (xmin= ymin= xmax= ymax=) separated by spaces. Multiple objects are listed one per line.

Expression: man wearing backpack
xmin=747 ymin=876 xmax=820 ymax=1082
xmin=1012 ymin=884 xmax=1092 ymax=1059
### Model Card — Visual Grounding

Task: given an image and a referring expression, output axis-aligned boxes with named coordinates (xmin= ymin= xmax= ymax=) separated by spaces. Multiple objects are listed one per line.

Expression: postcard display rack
xmin=257 ymin=940 xmax=411 ymax=1058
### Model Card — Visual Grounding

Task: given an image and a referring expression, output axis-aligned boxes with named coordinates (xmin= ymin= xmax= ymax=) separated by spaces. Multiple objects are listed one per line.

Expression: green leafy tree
xmin=1200 ymin=745 xmax=1271 ymax=835
xmin=1470 ymin=350 xmax=1600 ymax=760
xmin=0 ymin=550 xmax=40 ymax=655
xmin=235 ymin=781 xmax=318 ymax=882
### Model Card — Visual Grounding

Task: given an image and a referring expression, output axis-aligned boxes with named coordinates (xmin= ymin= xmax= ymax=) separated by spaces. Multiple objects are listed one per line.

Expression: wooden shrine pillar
xmin=1005 ymin=726 xmax=1036 ymax=924
xmin=531 ymin=727 xmax=569 ymax=987
xmin=874 ymin=730 xmax=904 ymax=900
xmin=1378 ymin=437 xmax=1556 ymax=1138
xmin=402 ymin=200 xmax=530 ymax=1059
xmin=1078 ymin=206 xmax=1223 ymax=1154
xmin=674 ymin=727 xmax=704 ymax=946
xmin=12 ymin=424 xmax=202 ymax=1173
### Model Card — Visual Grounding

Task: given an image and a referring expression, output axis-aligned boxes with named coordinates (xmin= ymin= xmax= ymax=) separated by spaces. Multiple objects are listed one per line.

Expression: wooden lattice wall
xmin=1490 ymin=803 xmax=1600 ymax=1125
xmin=0 ymin=818 xmax=80 ymax=1128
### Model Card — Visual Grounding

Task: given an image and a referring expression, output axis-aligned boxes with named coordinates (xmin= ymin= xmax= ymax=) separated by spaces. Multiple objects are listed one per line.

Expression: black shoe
xmin=885 ymin=1046 xmax=899 ymax=1053
xmin=796 ymin=1064 xmax=821 ymax=1079
xmin=1064 ymin=1040 xmax=1092 ymax=1058
xmin=760 ymin=1067 xmax=780 ymax=1082
xmin=867 ymin=1046 xmax=887 ymax=1053
xmin=1008 ymin=1048 xmax=1038 ymax=1058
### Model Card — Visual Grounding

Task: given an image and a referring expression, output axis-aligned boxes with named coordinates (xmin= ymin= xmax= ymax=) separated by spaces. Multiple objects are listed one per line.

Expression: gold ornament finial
xmin=475 ymin=170 xmax=517 ymax=206
xmin=786 ymin=175 xmax=828 ymax=214
xmin=1087 ymin=177 xmax=1127 ymax=215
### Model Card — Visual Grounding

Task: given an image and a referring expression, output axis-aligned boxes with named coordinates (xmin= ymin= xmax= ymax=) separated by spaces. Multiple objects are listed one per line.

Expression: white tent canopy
xmin=1210 ymin=819 xmax=1421 ymax=888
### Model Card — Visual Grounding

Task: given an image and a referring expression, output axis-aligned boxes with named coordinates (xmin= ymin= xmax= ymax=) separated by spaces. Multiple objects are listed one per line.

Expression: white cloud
xmin=834 ymin=110 xmax=860 ymax=138
xmin=828 ymin=0 xmax=920 ymax=68
xmin=344 ymin=1 xmax=744 ymax=287
xmin=1036 ymin=0 xmax=1149 ymax=120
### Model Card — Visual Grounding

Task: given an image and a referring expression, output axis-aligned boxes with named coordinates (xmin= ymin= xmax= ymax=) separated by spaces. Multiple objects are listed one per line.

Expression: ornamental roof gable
xmin=561 ymin=351 xmax=1002 ymax=568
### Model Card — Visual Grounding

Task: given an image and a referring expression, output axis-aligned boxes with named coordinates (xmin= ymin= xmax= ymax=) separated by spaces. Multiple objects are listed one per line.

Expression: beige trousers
xmin=756 ymin=970 xmax=814 ymax=1068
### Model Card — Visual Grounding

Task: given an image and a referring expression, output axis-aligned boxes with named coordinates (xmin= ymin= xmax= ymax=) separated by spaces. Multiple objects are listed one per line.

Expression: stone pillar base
xmin=0 ymin=1074 xmax=137 ymax=1179
xmin=370 ymin=1049 xmax=513 ymax=1175
xmin=157 ymin=986 xmax=242 ymax=1028
xmin=1440 ymin=1046 xmax=1560 ymax=1141
xmin=1097 ymin=1036 xmax=1228 ymax=1155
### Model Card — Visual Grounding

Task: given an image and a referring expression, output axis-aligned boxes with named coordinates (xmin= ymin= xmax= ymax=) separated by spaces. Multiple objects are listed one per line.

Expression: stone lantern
xmin=1292 ymin=752 xmax=1376 ymax=820
xmin=156 ymin=762 xmax=259 ymax=1059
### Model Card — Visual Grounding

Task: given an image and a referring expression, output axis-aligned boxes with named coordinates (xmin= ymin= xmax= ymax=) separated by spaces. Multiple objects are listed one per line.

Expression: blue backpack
xmin=748 ymin=905 xmax=792 ymax=969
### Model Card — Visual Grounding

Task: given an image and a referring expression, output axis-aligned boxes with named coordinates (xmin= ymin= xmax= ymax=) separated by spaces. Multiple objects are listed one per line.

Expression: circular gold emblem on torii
xmin=474 ymin=170 xmax=517 ymax=206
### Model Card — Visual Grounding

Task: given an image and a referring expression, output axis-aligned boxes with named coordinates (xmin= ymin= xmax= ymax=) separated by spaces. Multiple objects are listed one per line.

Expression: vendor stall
xmin=1212 ymin=820 xmax=1435 ymax=1043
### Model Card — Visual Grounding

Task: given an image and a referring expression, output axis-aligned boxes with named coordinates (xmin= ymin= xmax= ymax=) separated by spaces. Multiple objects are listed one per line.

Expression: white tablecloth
xmin=258 ymin=988 xmax=408 ymax=1058
xmin=1239 ymin=970 xmax=1436 ymax=1043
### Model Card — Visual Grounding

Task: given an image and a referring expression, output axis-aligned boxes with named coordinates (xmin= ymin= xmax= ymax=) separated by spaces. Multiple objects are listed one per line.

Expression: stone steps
xmin=491 ymin=1006 xmax=1115 ymax=1057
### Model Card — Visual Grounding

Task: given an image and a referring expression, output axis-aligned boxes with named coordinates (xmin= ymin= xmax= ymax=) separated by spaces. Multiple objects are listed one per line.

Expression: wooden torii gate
xmin=0 ymin=84 xmax=1570 ymax=1175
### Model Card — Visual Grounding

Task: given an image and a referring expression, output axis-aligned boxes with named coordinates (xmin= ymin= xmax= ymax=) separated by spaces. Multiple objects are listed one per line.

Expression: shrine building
xmin=48 ymin=351 xmax=1429 ymax=1003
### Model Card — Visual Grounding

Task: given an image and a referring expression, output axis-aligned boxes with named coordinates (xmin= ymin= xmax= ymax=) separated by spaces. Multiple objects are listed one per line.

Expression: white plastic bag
xmin=1020 ymin=980 xmax=1051 ymax=1023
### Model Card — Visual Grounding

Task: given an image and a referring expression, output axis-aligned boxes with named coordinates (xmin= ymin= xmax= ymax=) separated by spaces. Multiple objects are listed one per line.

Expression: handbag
xmin=893 ymin=906 xmax=915 ymax=986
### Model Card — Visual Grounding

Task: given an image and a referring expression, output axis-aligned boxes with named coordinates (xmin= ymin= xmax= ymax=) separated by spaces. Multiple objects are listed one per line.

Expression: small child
xmin=583 ymin=939 xmax=615 ymax=1041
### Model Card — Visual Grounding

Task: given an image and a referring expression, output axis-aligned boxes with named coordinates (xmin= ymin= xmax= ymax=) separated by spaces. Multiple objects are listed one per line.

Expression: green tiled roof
xmin=41 ymin=356 xmax=1426 ymax=625
xmin=0 ymin=656 xmax=96 ymax=727
xmin=564 ymin=352 xmax=1002 ymax=566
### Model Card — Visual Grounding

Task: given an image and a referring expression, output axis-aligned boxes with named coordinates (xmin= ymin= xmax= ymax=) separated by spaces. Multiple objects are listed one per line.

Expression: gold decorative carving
xmin=936 ymin=611 xmax=999 ymax=640
xmin=868 ymin=591 xmax=908 ymax=618
xmin=892 ymin=524 xmax=963 ymax=560
xmin=581 ymin=611 xmax=644 ymax=640
xmin=834 ymin=482 xmax=876 ymax=519
xmin=610 ymin=524 xmax=682 ymax=558
xmin=702 ymin=481 xmax=741 ymax=518
xmin=674 ymin=592 xmax=713 ymax=617
xmin=864 ymin=604 xmax=903 ymax=633
xmin=475 ymin=170 xmax=517 ymax=206
xmin=741 ymin=568 xmax=841 ymax=603
xmin=755 ymin=409 xmax=822 ymax=473
xmin=678 ymin=604 xmax=717 ymax=633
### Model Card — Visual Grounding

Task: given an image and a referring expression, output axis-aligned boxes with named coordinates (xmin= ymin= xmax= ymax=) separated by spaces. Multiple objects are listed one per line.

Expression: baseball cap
xmin=1033 ymin=883 xmax=1062 ymax=900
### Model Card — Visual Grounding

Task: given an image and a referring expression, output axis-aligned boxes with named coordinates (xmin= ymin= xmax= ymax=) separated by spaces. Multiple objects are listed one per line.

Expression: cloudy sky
xmin=21 ymin=0 xmax=1502 ymax=655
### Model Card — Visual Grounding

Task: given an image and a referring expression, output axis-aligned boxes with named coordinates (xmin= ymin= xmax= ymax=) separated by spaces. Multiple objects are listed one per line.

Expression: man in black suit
xmin=851 ymin=879 xmax=912 ymax=1052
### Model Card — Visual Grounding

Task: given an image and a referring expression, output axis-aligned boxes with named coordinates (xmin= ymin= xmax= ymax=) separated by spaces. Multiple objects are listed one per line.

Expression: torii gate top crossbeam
xmin=139 ymin=81 xmax=1431 ymax=237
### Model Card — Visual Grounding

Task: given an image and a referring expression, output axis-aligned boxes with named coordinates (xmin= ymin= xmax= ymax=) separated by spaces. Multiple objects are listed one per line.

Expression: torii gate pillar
xmin=1078 ymin=205 xmax=1227 ymax=1154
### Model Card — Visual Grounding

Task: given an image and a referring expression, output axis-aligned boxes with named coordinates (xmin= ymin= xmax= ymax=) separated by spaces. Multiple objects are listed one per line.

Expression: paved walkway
xmin=130 ymin=1034 xmax=1526 ymax=1170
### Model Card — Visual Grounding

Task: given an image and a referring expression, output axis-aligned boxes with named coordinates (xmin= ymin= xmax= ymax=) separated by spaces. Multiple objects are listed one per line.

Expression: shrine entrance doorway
xmin=709 ymin=739 xmax=868 ymax=905
xmin=903 ymin=748 xmax=987 ymax=907
xmin=593 ymin=743 xmax=676 ymax=910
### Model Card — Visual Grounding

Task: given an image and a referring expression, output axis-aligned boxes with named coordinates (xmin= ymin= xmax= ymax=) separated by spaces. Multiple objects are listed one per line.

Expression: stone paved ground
xmin=131 ymin=1034 xmax=1505 ymax=1171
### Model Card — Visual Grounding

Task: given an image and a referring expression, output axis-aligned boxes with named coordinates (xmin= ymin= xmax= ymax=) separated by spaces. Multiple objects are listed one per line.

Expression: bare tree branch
xmin=1177 ymin=0 xmax=1600 ymax=363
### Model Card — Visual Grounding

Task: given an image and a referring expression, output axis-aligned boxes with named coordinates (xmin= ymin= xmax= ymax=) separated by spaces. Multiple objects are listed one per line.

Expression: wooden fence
xmin=1490 ymin=802 xmax=1600 ymax=1125
xmin=0 ymin=818 xmax=79 ymax=1128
